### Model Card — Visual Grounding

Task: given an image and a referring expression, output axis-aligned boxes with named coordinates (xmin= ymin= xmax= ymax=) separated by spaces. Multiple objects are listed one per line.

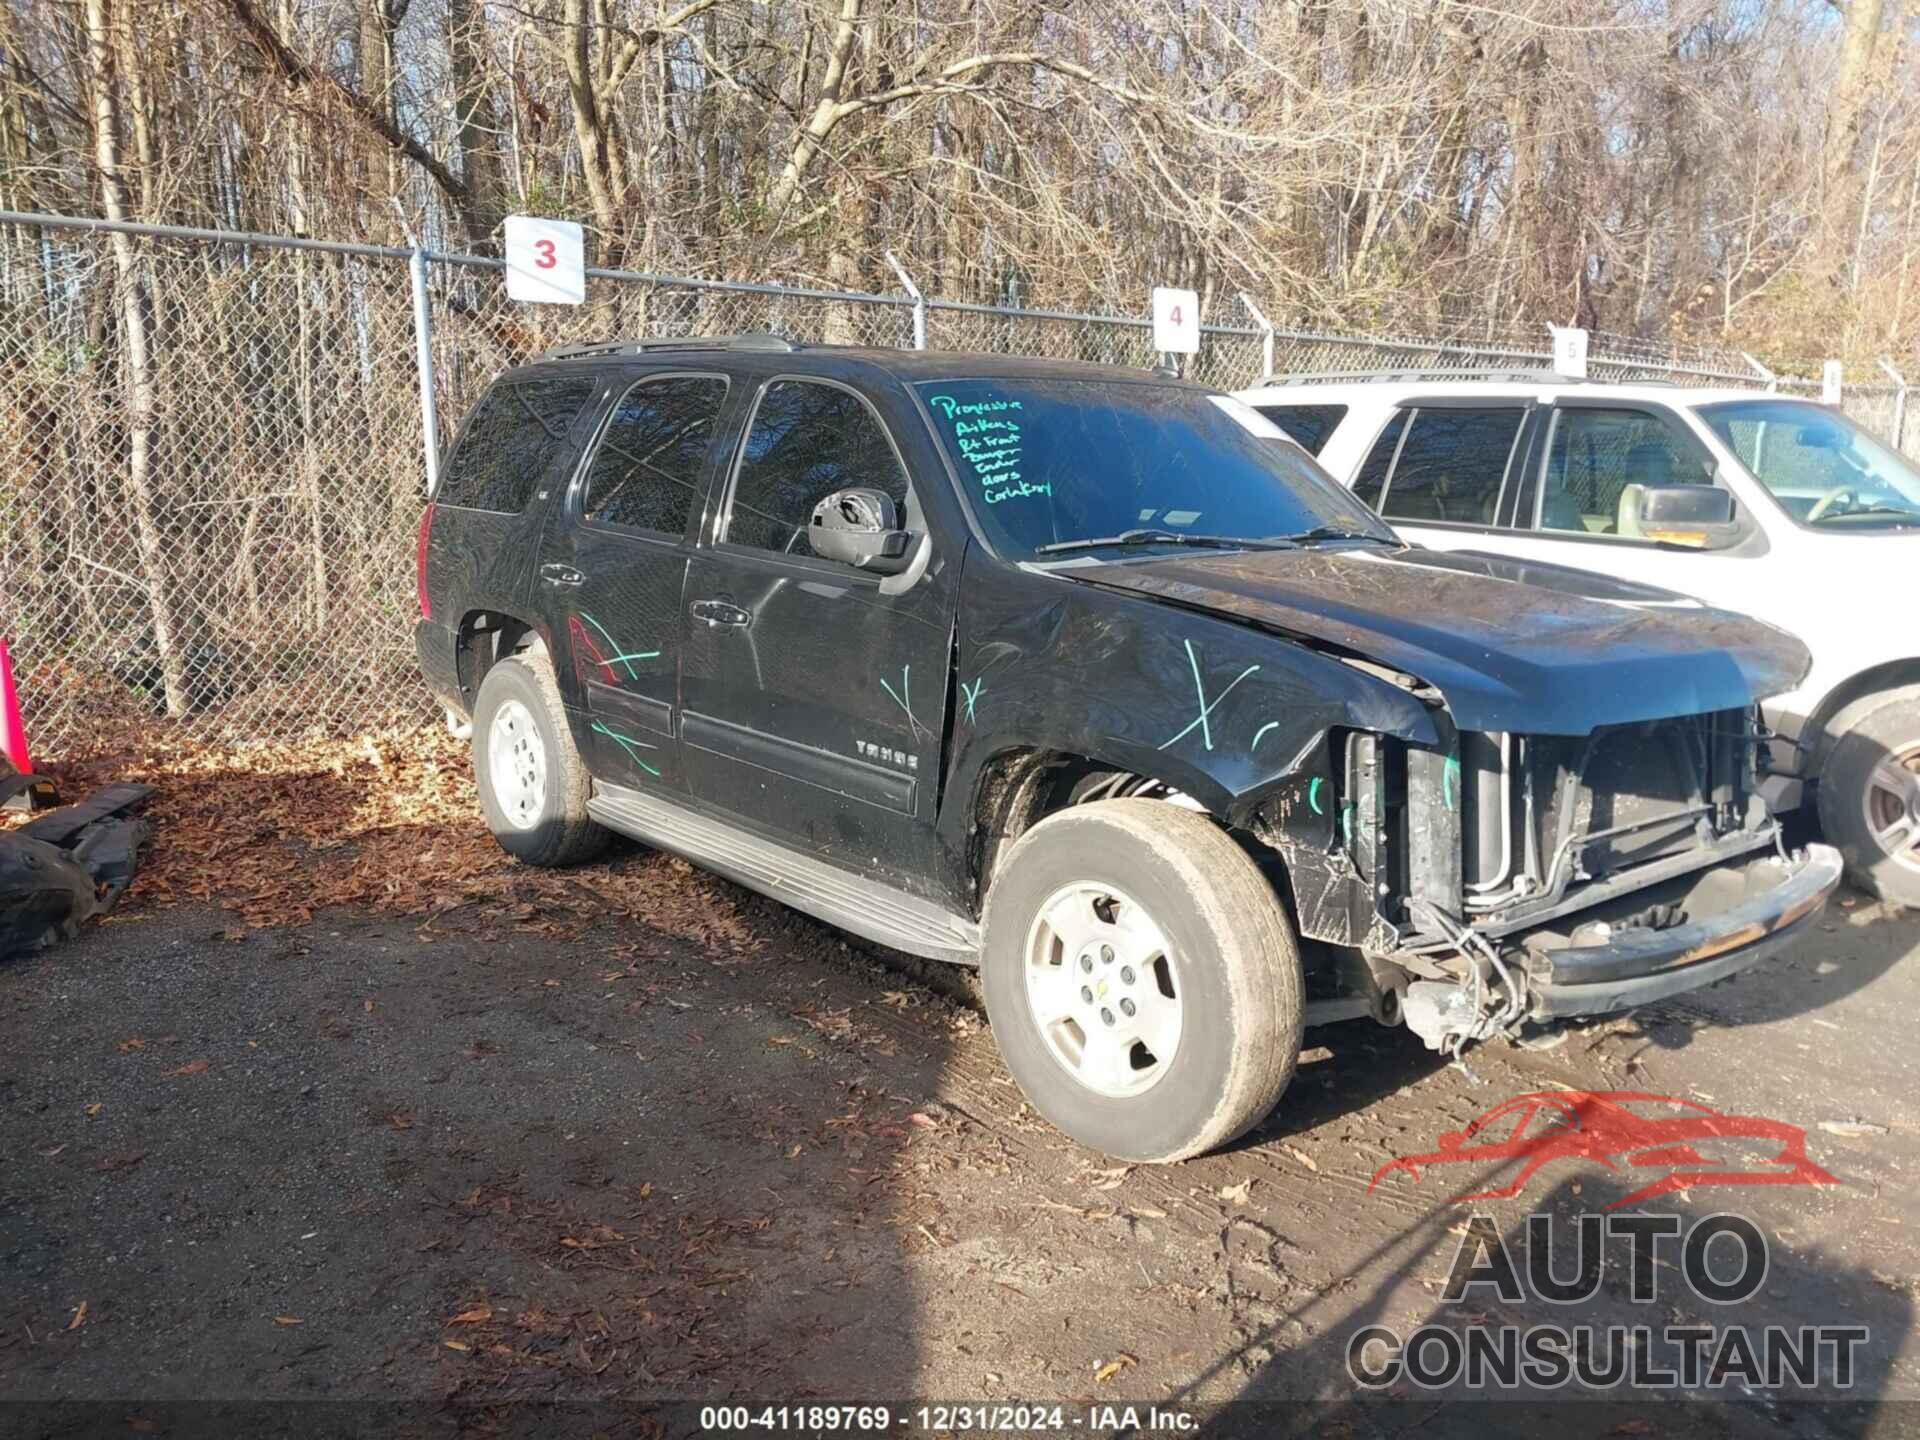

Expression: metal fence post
xmin=885 ymin=250 xmax=926 ymax=350
xmin=1239 ymin=292 xmax=1276 ymax=380
xmin=408 ymin=247 xmax=442 ymax=495
xmin=1880 ymin=357 xmax=1908 ymax=451
xmin=389 ymin=203 xmax=442 ymax=495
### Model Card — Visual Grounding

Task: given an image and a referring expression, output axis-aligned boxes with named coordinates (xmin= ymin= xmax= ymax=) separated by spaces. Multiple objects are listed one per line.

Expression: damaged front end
xmin=1251 ymin=706 xmax=1841 ymax=1056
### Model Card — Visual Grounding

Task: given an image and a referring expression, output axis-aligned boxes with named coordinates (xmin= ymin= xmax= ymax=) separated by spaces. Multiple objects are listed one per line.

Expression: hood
xmin=1065 ymin=545 xmax=1810 ymax=735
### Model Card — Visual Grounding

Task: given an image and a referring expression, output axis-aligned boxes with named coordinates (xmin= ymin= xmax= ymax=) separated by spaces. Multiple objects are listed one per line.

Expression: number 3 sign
xmin=504 ymin=215 xmax=586 ymax=305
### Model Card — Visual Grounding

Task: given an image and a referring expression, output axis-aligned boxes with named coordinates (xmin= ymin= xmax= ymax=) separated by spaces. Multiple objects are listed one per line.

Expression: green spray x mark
xmin=580 ymin=612 xmax=659 ymax=681
xmin=881 ymin=665 xmax=925 ymax=739
xmin=592 ymin=721 xmax=662 ymax=777
xmin=1159 ymin=640 xmax=1259 ymax=753
xmin=960 ymin=677 xmax=986 ymax=725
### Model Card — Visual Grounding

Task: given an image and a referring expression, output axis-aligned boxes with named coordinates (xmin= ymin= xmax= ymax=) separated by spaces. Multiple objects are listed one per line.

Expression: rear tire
xmin=979 ymin=799 xmax=1304 ymax=1162
xmin=1817 ymin=685 xmax=1920 ymax=907
xmin=472 ymin=653 xmax=610 ymax=867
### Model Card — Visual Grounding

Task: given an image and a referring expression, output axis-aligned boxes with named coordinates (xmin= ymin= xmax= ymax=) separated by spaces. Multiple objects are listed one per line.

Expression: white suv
xmin=1235 ymin=371 xmax=1920 ymax=905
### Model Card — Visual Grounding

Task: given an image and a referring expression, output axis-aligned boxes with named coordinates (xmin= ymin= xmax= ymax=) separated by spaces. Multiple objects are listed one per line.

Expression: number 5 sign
xmin=504 ymin=215 xmax=586 ymax=305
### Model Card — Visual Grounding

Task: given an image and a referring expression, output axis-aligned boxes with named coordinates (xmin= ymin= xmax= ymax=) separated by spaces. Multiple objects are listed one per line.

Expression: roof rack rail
xmin=1264 ymin=367 xmax=1583 ymax=386
xmin=540 ymin=332 xmax=797 ymax=362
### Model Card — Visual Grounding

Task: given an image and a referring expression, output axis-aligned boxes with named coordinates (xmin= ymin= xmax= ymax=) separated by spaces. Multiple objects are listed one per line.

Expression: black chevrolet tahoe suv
xmin=415 ymin=334 xmax=1842 ymax=1162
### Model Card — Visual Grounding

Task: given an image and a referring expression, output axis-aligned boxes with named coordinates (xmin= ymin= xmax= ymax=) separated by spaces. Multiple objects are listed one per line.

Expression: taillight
xmin=416 ymin=502 xmax=435 ymax=620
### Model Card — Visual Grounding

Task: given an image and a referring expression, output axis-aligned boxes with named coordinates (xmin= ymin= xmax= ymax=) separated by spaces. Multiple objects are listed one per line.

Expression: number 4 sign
xmin=504 ymin=215 xmax=586 ymax=305
xmin=1152 ymin=287 xmax=1200 ymax=355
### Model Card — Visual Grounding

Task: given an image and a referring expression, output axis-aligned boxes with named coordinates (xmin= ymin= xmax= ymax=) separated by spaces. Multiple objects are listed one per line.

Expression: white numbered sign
xmin=1550 ymin=324 xmax=1589 ymax=379
xmin=504 ymin=215 xmax=586 ymax=305
xmin=1823 ymin=360 xmax=1843 ymax=405
xmin=1152 ymin=287 xmax=1201 ymax=355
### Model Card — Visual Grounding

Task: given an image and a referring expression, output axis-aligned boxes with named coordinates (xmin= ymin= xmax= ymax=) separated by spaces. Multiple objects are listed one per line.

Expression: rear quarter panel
xmin=422 ymin=375 xmax=612 ymax=710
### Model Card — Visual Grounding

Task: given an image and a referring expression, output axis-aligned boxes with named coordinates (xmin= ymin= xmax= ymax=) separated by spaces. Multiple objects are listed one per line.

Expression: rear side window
xmin=438 ymin=376 xmax=596 ymax=512
xmin=1378 ymin=407 xmax=1526 ymax=526
xmin=1352 ymin=411 xmax=1409 ymax=509
xmin=1251 ymin=403 xmax=1348 ymax=456
xmin=580 ymin=375 xmax=729 ymax=536
xmin=725 ymin=380 xmax=909 ymax=561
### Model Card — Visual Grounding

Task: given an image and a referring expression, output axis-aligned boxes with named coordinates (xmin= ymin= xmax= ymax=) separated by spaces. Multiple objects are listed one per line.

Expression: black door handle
xmin=539 ymin=563 xmax=586 ymax=588
xmin=690 ymin=599 xmax=751 ymax=629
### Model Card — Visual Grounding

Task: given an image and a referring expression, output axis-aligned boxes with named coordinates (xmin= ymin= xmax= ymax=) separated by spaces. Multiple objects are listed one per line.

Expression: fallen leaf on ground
xmin=1822 ymin=1120 xmax=1890 ymax=1137
xmin=1219 ymin=1179 xmax=1255 ymax=1206
xmin=67 ymin=1302 xmax=88 ymax=1330
xmin=1283 ymin=1144 xmax=1320 ymax=1173
xmin=1094 ymin=1354 xmax=1136 ymax=1382
xmin=84 ymin=1104 xmax=103 ymax=1116
xmin=166 ymin=1060 xmax=211 ymax=1078
xmin=446 ymin=1307 xmax=492 ymax=1325
xmin=273 ymin=1315 xmax=303 ymax=1326
xmin=116 ymin=1038 xmax=146 ymax=1053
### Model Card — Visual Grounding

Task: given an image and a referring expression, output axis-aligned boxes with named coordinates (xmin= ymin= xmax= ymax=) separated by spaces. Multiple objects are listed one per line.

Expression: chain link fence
xmin=0 ymin=209 xmax=1909 ymax=760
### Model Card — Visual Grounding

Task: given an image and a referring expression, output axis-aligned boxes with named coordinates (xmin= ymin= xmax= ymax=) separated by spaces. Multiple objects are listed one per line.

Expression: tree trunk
xmin=1827 ymin=0 xmax=1891 ymax=192
xmin=448 ymin=0 xmax=505 ymax=250
xmin=765 ymin=0 xmax=862 ymax=224
xmin=561 ymin=0 xmax=621 ymax=241
xmin=86 ymin=0 xmax=190 ymax=718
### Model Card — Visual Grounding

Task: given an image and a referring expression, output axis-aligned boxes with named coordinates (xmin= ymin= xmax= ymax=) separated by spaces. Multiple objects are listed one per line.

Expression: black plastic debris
xmin=0 ymin=782 xmax=153 ymax=958
xmin=0 ymin=757 xmax=58 ymax=813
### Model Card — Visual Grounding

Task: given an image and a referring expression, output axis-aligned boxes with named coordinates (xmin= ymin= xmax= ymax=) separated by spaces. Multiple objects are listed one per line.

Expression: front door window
xmin=1534 ymin=408 xmax=1710 ymax=538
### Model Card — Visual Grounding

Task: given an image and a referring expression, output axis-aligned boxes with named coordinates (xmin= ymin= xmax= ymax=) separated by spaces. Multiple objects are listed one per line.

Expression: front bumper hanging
xmin=1523 ymin=842 xmax=1843 ymax=1020
xmin=1398 ymin=843 xmax=1844 ymax=1053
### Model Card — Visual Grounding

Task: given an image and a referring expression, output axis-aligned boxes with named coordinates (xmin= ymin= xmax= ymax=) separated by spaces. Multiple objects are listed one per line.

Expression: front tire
xmin=1817 ymin=685 xmax=1920 ymax=907
xmin=979 ymin=799 xmax=1304 ymax=1162
xmin=472 ymin=653 xmax=610 ymax=867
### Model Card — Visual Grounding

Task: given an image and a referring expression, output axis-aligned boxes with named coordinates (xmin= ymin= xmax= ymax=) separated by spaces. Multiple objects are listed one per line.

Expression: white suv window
xmin=1375 ymin=406 xmax=1526 ymax=526
xmin=1534 ymin=408 xmax=1708 ymax=539
xmin=1250 ymin=402 xmax=1348 ymax=456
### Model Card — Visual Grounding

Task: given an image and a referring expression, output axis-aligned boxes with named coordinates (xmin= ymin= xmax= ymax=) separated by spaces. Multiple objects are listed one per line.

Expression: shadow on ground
xmin=1188 ymin=1169 xmax=1910 ymax=1437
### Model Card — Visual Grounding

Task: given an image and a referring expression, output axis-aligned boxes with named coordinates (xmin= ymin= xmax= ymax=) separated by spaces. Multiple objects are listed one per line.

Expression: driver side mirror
xmin=1635 ymin=484 xmax=1738 ymax=549
xmin=808 ymin=488 xmax=915 ymax=573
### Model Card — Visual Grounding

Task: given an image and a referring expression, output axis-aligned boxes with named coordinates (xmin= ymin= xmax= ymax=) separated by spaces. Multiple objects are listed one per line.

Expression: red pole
xmin=0 ymin=636 xmax=30 ymax=773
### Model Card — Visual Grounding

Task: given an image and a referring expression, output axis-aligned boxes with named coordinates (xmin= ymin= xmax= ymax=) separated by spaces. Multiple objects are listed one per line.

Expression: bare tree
xmin=86 ymin=0 xmax=190 ymax=716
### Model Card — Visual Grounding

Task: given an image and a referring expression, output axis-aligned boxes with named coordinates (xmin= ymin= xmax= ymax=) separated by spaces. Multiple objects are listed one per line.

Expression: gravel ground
xmin=3 ymin=834 xmax=1919 ymax=1435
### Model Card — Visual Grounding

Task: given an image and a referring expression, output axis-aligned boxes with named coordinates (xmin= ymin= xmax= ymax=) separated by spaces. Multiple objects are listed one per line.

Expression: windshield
xmin=1700 ymin=399 xmax=1920 ymax=529
xmin=914 ymin=377 xmax=1398 ymax=561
